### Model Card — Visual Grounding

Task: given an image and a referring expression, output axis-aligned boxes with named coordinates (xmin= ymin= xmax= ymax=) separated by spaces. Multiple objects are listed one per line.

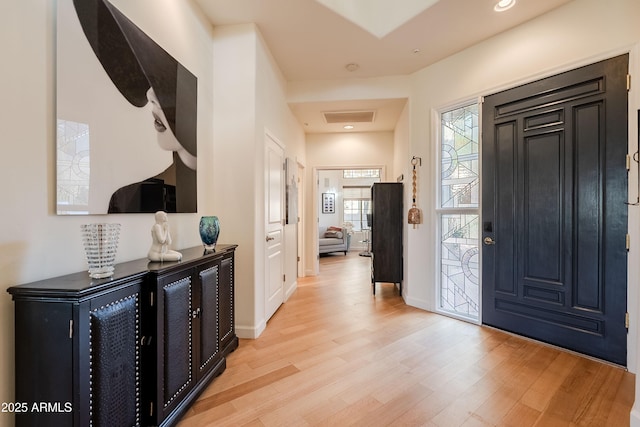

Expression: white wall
xmin=212 ymin=24 xmax=260 ymax=337
xmin=306 ymin=131 xmax=395 ymax=169
xmin=318 ymin=170 xmax=343 ymax=228
xmin=213 ymin=23 xmax=305 ymax=338
xmin=288 ymin=75 xmax=411 ymax=103
xmin=254 ymin=28 xmax=307 ymax=314
xmin=393 ymin=103 xmax=412 ymax=300
xmin=629 ymin=40 xmax=640 ymax=427
xmin=0 ymin=1 xmax=215 ymax=426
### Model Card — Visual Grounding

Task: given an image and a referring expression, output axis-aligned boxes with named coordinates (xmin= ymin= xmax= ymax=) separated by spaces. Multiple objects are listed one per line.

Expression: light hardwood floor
xmin=178 ymin=252 xmax=635 ymax=426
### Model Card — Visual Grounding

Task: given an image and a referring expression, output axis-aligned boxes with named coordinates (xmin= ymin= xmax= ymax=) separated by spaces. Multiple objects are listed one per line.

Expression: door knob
xmin=266 ymin=236 xmax=275 ymax=242
xmin=483 ymin=237 xmax=496 ymax=245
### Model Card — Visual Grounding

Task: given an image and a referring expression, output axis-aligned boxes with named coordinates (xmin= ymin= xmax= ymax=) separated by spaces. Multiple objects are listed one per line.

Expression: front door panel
xmin=482 ymin=54 xmax=628 ymax=365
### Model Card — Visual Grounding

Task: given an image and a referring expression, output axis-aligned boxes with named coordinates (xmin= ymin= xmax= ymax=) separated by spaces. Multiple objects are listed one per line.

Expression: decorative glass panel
xmin=343 ymin=169 xmax=380 ymax=179
xmin=440 ymin=214 xmax=480 ymax=318
xmin=57 ymin=120 xmax=91 ymax=215
xmin=441 ymin=104 xmax=479 ymax=208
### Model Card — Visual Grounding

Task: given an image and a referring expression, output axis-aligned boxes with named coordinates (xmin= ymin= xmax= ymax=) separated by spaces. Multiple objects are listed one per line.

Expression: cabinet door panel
xmin=199 ymin=265 xmax=220 ymax=375
xmin=14 ymin=302 xmax=73 ymax=427
xmin=219 ymin=255 xmax=235 ymax=351
xmin=163 ymin=276 xmax=193 ymax=407
xmin=89 ymin=292 xmax=140 ymax=427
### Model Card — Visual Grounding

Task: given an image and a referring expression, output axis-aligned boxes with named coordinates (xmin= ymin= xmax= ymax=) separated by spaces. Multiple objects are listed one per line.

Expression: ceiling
xmin=193 ymin=0 xmax=574 ymax=133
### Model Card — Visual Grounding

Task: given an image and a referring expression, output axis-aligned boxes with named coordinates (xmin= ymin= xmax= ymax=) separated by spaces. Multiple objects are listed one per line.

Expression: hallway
xmin=178 ymin=252 xmax=634 ymax=426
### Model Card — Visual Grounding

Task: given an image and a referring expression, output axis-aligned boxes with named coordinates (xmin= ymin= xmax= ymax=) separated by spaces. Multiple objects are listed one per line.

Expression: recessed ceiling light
xmin=344 ymin=125 xmax=354 ymax=130
xmin=345 ymin=63 xmax=360 ymax=72
xmin=494 ymin=0 xmax=515 ymax=12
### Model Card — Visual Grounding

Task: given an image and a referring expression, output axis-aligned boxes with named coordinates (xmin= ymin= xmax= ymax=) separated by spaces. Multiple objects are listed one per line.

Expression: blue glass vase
xmin=199 ymin=216 xmax=220 ymax=251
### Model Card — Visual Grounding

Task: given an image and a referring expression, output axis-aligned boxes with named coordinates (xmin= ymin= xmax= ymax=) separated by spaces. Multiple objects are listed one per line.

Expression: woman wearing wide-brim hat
xmin=73 ymin=0 xmax=198 ymax=213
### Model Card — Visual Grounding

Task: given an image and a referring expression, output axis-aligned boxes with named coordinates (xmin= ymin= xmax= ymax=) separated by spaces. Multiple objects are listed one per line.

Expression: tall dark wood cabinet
xmin=370 ymin=182 xmax=403 ymax=295
xmin=8 ymin=245 xmax=237 ymax=427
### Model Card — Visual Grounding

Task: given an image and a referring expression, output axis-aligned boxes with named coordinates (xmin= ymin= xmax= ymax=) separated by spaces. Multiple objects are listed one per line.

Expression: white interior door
xmin=265 ymin=134 xmax=284 ymax=321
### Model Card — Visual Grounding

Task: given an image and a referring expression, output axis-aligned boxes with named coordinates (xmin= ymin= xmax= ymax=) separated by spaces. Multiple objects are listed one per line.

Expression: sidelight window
xmin=437 ymin=103 xmax=480 ymax=321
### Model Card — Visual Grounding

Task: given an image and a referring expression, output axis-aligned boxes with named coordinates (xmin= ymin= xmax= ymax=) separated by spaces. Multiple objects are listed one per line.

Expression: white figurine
xmin=148 ymin=211 xmax=182 ymax=262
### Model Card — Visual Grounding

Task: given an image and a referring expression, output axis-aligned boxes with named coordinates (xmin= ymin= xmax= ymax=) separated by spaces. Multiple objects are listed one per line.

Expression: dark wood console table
xmin=7 ymin=244 xmax=238 ymax=427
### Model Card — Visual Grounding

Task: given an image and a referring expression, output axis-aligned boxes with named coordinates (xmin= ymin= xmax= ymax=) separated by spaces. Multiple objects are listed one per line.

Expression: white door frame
xmin=297 ymin=161 xmax=305 ymax=278
xmin=311 ymin=165 xmax=386 ymax=276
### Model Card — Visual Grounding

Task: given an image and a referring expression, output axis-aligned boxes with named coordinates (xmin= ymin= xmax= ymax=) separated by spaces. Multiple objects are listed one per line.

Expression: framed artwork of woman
xmin=56 ymin=0 xmax=198 ymax=214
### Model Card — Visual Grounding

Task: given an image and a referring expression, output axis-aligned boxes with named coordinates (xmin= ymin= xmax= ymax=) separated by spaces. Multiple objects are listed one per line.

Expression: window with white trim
xmin=343 ymin=186 xmax=371 ymax=231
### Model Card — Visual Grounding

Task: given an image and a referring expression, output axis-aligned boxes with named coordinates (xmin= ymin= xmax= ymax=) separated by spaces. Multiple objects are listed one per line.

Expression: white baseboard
xmin=235 ymin=319 xmax=266 ymax=339
xmin=631 ymin=407 xmax=640 ymax=427
xmin=235 ymin=283 xmax=297 ymax=340
xmin=404 ymin=294 xmax=431 ymax=312
xmin=285 ymin=280 xmax=297 ymax=301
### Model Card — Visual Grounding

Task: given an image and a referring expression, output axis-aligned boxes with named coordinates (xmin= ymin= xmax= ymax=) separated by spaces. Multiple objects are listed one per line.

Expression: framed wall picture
xmin=56 ymin=0 xmax=198 ymax=214
xmin=322 ymin=193 xmax=335 ymax=214
xmin=285 ymin=157 xmax=298 ymax=224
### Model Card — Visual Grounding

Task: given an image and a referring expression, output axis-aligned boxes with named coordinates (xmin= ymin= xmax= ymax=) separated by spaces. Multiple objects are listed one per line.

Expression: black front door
xmin=482 ymin=54 xmax=629 ymax=365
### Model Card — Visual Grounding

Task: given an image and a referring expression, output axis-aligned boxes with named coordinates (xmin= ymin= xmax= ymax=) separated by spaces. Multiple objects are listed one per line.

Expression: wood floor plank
xmin=498 ymin=401 xmax=541 ymax=427
xmin=191 ymin=364 xmax=301 ymax=412
xmin=320 ymin=395 xmax=383 ymax=426
xmin=348 ymin=383 xmax=434 ymax=427
xmin=177 ymin=252 xmax=635 ymax=426
xmin=520 ymin=351 xmax=581 ymax=412
xmin=392 ymin=388 xmax=456 ymax=426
